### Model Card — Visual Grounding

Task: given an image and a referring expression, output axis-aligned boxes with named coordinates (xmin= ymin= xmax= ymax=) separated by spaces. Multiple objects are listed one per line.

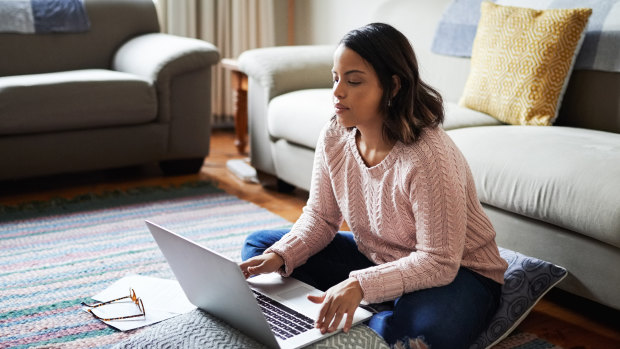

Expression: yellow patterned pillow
xmin=460 ymin=2 xmax=591 ymax=126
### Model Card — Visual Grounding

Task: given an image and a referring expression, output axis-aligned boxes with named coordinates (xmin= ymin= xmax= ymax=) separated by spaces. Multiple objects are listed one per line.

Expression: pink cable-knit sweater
xmin=267 ymin=119 xmax=508 ymax=303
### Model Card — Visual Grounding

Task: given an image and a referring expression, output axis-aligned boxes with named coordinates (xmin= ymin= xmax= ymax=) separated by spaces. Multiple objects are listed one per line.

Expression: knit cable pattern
xmin=270 ymin=120 xmax=507 ymax=303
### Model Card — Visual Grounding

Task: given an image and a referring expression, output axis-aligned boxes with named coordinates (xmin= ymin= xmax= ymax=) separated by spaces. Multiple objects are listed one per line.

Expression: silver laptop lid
xmin=146 ymin=220 xmax=280 ymax=348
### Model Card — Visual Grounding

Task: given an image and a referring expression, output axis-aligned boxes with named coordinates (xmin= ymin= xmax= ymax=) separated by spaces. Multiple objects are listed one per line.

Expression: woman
xmin=239 ymin=23 xmax=507 ymax=348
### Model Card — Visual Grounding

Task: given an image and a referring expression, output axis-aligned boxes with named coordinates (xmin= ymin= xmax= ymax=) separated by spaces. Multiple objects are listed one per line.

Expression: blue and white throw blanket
xmin=431 ymin=0 xmax=620 ymax=72
xmin=0 ymin=0 xmax=90 ymax=34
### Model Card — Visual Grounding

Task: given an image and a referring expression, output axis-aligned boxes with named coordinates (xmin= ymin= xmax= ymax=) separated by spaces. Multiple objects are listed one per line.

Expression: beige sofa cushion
xmin=0 ymin=69 xmax=157 ymax=135
xmin=443 ymin=102 xmax=503 ymax=130
xmin=448 ymin=125 xmax=620 ymax=248
xmin=268 ymin=89 xmax=334 ymax=149
xmin=267 ymin=89 xmax=503 ymax=149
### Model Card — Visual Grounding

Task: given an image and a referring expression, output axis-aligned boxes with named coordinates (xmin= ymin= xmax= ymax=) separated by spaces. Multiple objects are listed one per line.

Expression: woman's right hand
xmin=239 ymin=252 xmax=284 ymax=279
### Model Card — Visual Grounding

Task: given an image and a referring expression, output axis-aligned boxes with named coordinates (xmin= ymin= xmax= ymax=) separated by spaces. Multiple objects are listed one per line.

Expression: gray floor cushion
xmin=111 ymin=310 xmax=388 ymax=349
xmin=470 ymin=247 xmax=567 ymax=348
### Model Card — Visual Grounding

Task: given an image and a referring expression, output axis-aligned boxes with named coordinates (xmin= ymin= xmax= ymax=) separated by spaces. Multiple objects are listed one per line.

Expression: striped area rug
xmin=0 ymin=181 xmax=292 ymax=348
xmin=0 ymin=181 xmax=562 ymax=349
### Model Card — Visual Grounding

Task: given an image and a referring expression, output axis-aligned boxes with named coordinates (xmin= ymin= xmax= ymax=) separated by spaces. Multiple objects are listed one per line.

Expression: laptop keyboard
xmin=252 ymin=290 xmax=315 ymax=340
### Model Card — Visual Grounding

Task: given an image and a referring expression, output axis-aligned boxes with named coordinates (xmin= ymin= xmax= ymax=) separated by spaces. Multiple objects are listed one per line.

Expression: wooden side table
xmin=221 ymin=58 xmax=248 ymax=155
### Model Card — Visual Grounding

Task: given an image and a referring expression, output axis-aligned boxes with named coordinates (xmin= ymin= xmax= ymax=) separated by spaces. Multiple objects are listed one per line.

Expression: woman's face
xmin=332 ymin=44 xmax=384 ymax=130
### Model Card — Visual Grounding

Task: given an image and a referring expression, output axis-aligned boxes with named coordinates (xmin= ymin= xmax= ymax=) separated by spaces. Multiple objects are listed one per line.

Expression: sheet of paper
xmin=83 ymin=274 xmax=197 ymax=331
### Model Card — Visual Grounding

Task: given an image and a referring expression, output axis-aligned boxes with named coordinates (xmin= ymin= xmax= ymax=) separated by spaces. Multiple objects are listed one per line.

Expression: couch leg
xmin=256 ymin=170 xmax=296 ymax=193
xmin=159 ymin=158 xmax=205 ymax=175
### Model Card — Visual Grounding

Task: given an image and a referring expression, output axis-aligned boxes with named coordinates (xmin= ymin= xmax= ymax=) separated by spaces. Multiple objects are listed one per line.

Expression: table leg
xmin=231 ymin=71 xmax=248 ymax=155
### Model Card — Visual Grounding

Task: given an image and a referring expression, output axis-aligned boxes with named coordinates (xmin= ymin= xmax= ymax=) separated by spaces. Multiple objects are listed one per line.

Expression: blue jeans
xmin=242 ymin=229 xmax=502 ymax=349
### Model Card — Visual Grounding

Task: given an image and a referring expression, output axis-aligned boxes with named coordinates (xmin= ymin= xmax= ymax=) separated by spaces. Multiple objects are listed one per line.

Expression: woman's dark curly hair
xmin=340 ymin=22 xmax=444 ymax=144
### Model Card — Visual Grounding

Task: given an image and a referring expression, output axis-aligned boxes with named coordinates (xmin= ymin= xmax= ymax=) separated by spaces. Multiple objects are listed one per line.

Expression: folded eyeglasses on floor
xmin=82 ymin=288 xmax=146 ymax=321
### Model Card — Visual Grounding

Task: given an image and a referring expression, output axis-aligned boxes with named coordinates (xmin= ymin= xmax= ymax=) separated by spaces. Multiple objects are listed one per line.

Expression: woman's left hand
xmin=307 ymin=277 xmax=364 ymax=334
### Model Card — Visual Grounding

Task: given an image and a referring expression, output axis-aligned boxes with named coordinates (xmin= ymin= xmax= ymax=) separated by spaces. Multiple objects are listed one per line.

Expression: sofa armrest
xmin=113 ymin=33 xmax=219 ymax=81
xmin=113 ymin=33 xmax=220 ymax=122
xmin=238 ymin=45 xmax=334 ymax=100
xmin=113 ymin=33 xmax=219 ymax=160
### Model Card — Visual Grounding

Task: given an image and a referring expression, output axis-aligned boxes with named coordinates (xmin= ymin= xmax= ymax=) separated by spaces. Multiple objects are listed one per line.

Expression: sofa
xmin=238 ymin=0 xmax=620 ymax=310
xmin=0 ymin=0 xmax=220 ymax=180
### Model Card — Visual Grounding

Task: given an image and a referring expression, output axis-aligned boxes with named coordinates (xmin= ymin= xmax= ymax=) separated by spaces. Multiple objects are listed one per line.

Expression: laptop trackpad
xmin=277 ymin=285 xmax=322 ymax=315
xmin=278 ymin=285 xmax=315 ymax=301
xmin=249 ymin=274 xmax=322 ymax=309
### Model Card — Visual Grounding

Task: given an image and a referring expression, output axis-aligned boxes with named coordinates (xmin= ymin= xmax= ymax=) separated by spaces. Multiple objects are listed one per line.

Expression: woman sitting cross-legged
xmin=239 ymin=22 xmax=508 ymax=349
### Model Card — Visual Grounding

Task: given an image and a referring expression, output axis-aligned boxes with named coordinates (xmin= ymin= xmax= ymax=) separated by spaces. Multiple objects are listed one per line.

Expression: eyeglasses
xmin=82 ymin=288 xmax=146 ymax=321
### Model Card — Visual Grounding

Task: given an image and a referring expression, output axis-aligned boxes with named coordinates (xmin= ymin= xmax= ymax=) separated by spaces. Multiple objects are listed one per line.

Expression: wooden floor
xmin=1 ymin=129 xmax=619 ymax=348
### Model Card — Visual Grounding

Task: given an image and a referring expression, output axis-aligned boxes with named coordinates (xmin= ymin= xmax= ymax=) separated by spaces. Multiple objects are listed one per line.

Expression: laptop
xmin=145 ymin=220 xmax=373 ymax=349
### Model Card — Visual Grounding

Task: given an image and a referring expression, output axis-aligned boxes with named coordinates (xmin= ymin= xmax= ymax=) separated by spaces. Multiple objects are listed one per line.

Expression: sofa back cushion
xmin=556 ymin=70 xmax=620 ymax=133
xmin=372 ymin=0 xmax=619 ymax=134
xmin=373 ymin=0 xmax=472 ymax=106
xmin=0 ymin=0 xmax=160 ymax=77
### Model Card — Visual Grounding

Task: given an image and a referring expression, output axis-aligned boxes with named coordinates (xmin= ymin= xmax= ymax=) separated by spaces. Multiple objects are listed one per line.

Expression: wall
xmin=292 ymin=0 xmax=389 ymax=45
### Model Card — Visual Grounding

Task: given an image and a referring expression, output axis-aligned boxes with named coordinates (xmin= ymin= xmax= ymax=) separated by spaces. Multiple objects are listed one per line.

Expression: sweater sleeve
xmin=350 ymin=131 xmax=468 ymax=303
xmin=266 ymin=122 xmax=344 ymax=276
